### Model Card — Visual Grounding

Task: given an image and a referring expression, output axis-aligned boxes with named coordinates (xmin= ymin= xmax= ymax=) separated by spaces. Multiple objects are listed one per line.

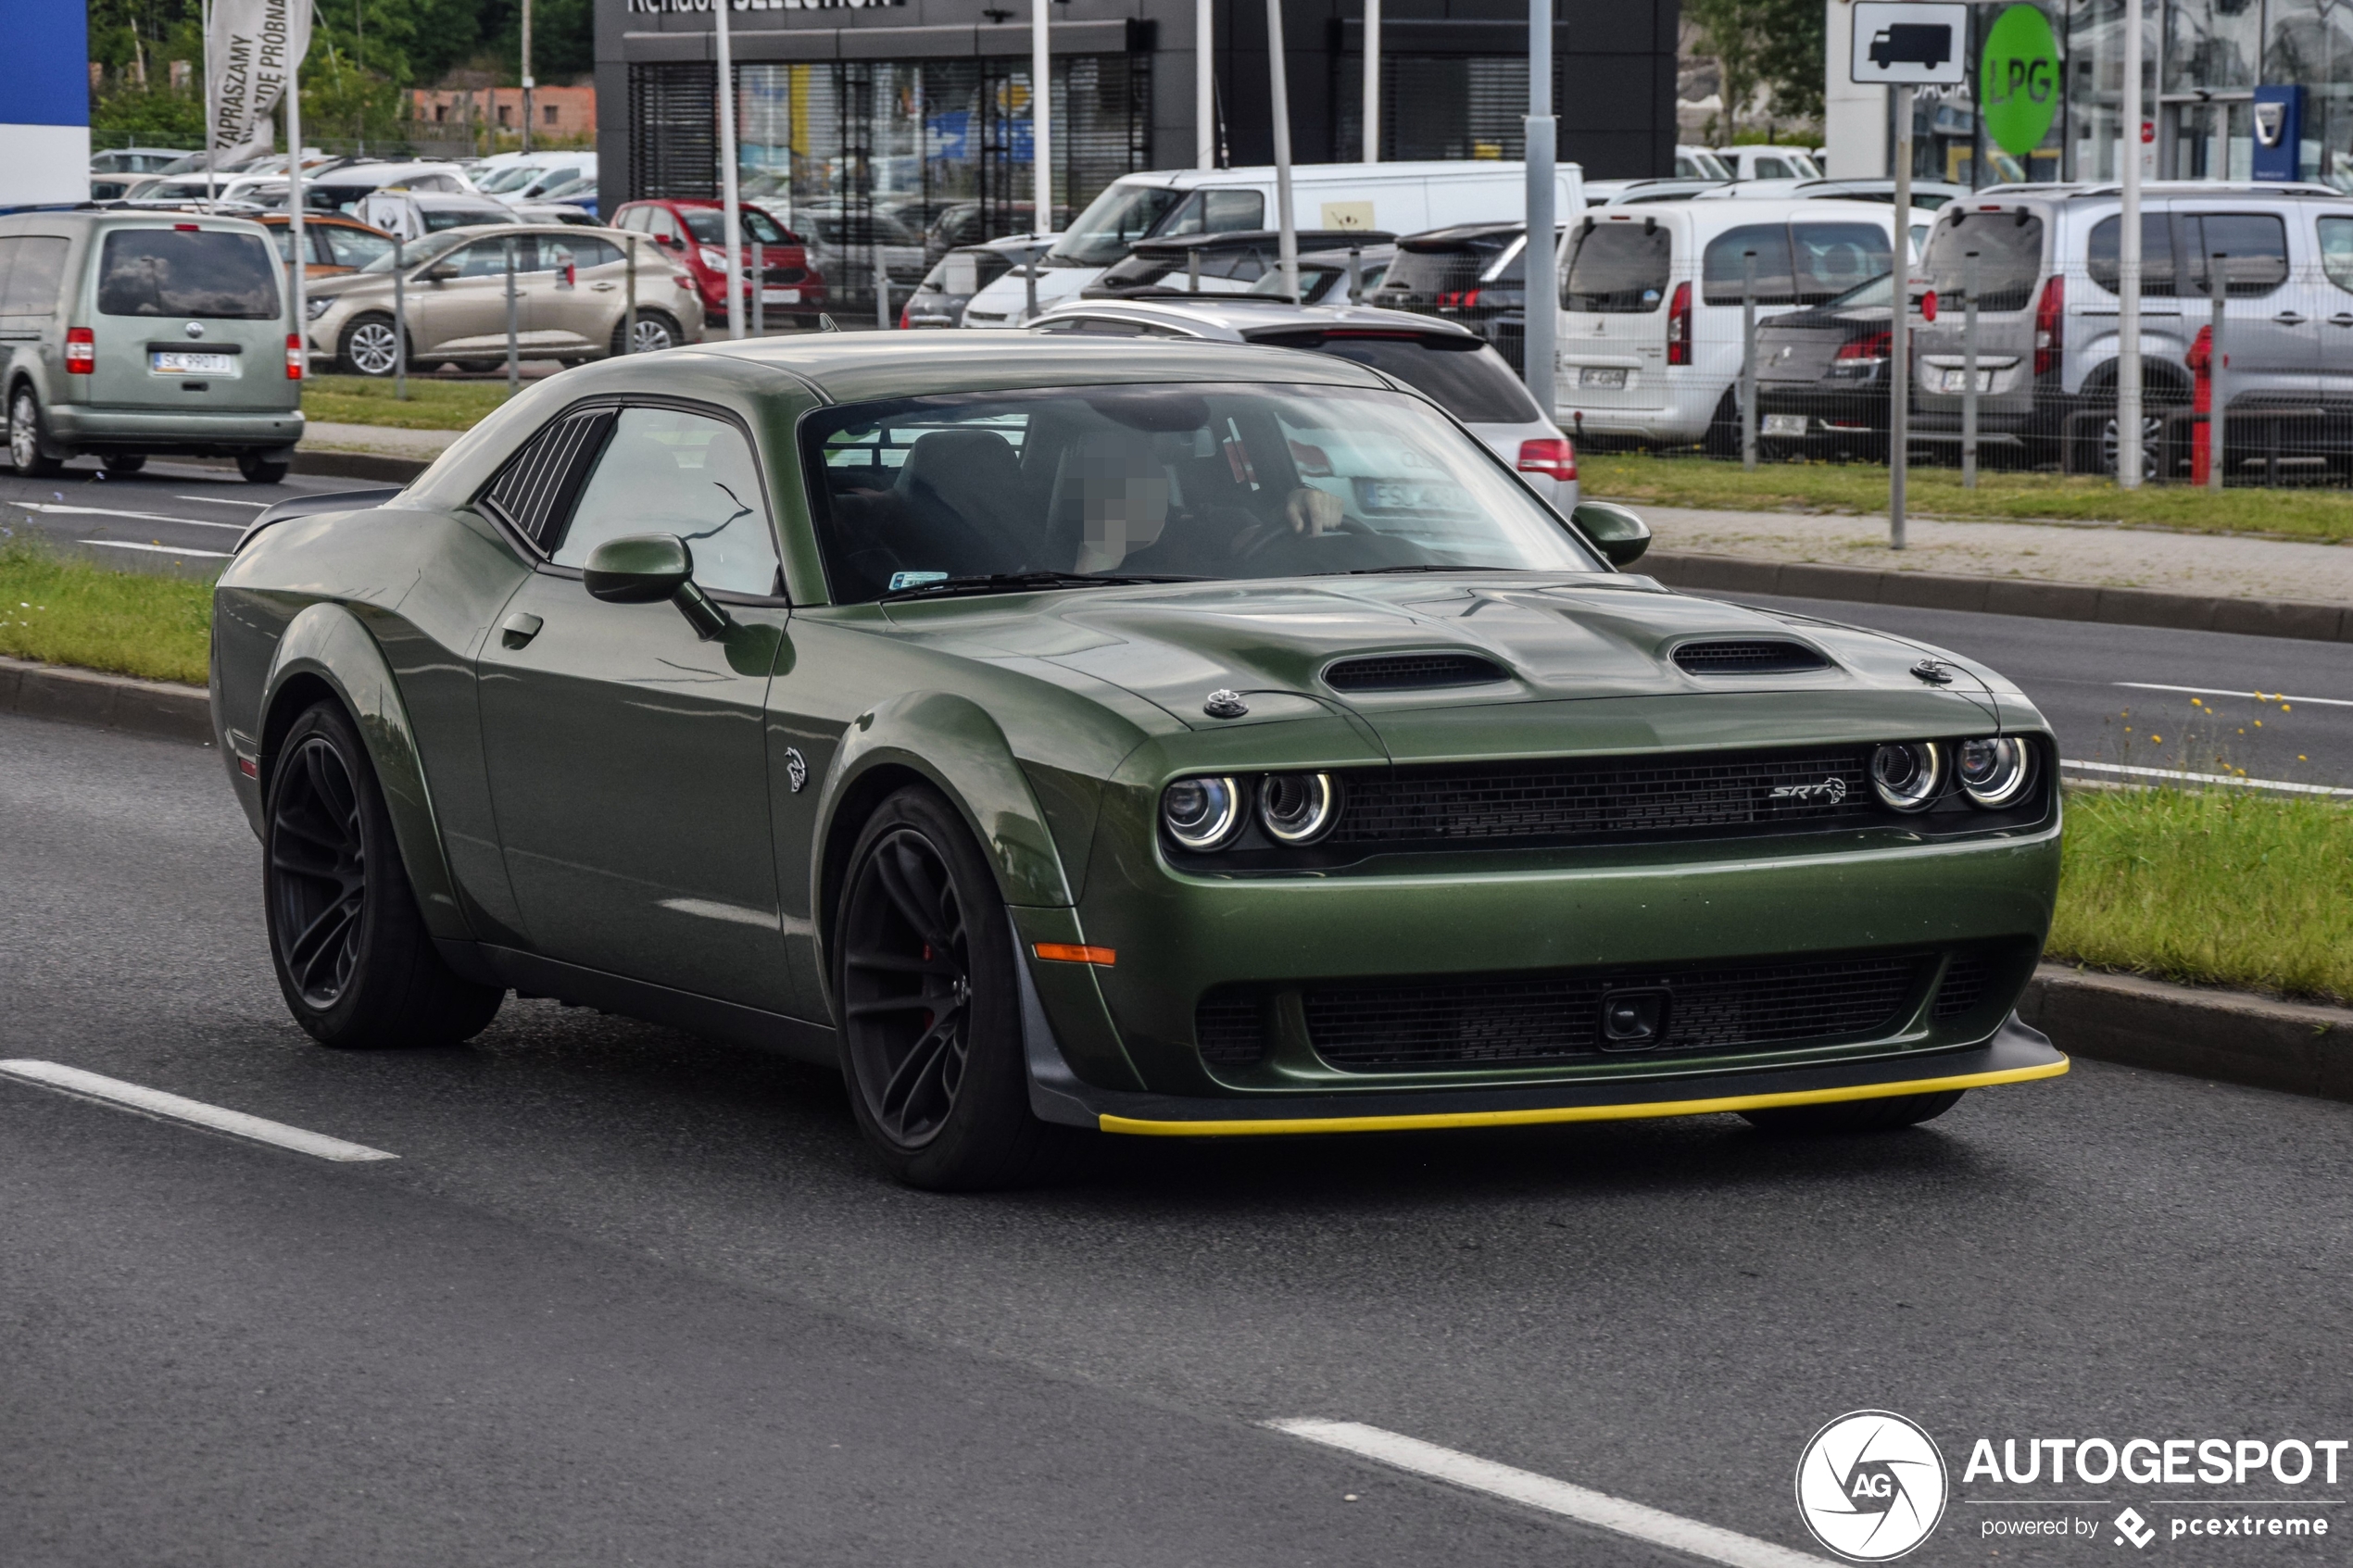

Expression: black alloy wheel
xmin=262 ymin=701 xmax=504 ymax=1047
xmin=836 ymin=785 xmax=1058 ymax=1188
xmin=1740 ymin=1088 xmax=1964 ymax=1135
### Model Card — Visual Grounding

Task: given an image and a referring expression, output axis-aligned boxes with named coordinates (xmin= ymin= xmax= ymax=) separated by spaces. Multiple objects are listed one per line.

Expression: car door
xmin=2312 ymin=212 xmax=2353 ymax=402
xmin=474 ymin=402 xmax=797 ymax=1012
xmin=2177 ymin=207 xmax=2314 ymax=401
xmin=534 ymin=233 xmax=624 ymax=353
xmin=410 ymin=233 xmax=531 ymax=358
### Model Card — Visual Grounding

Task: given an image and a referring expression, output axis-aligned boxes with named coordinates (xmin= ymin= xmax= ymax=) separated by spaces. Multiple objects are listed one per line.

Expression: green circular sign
xmin=1981 ymin=5 xmax=2061 ymax=157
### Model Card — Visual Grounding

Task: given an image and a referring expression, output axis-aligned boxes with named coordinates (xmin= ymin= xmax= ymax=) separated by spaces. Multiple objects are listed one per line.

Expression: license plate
xmin=150 ymin=350 xmax=237 ymax=376
xmin=1762 ymin=414 xmax=1808 ymax=437
xmin=1579 ymin=366 xmax=1629 ymax=389
xmin=1940 ymin=368 xmax=1993 ymax=394
xmin=761 ymin=287 xmax=800 ymax=304
xmin=1358 ymin=478 xmax=1472 ymax=513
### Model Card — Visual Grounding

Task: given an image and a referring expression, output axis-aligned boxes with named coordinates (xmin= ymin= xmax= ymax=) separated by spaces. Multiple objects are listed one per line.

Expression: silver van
xmin=1912 ymin=182 xmax=2353 ymax=473
xmin=3 ymin=210 xmax=302 ymax=482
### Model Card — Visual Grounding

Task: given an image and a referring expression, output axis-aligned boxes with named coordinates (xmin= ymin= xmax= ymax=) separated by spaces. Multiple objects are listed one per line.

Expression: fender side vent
xmin=1672 ymin=640 xmax=1831 ymax=676
xmin=1326 ymin=653 xmax=1509 ymax=692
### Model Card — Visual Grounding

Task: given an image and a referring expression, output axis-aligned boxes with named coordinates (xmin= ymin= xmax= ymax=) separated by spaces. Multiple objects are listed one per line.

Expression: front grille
xmin=1932 ymin=954 xmax=1992 ymax=1018
xmin=1673 ymin=640 xmax=1831 ymax=675
xmin=1329 ymin=747 xmax=1873 ymax=846
xmin=1326 ymin=653 xmax=1507 ymax=692
xmin=1195 ymin=992 xmax=1268 ymax=1065
xmin=761 ymin=264 xmax=807 ymax=285
xmin=1302 ymin=955 xmax=1923 ymax=1071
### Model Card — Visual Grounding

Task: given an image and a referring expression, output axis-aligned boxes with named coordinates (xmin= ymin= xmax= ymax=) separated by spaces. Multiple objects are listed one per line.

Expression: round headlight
xmin=1870 ymin=741 xmax=1944 ymax=812
xmin=1957 ymin=736 xmax=2033 ymax=808
xmin=1162 ymin=775 xmax=1243 ymax=850
xmin=1258 ymin=771 xmax=1340 ymax=845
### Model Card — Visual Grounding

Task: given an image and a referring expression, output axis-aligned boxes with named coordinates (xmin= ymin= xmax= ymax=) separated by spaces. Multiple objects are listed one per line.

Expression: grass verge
xmin=1583 ymin=452 xmax=2353 ymax=544
xmin=2048 ymin=786 xmax=2353 ymax=1003
xmin=0 ymin=543 xmax=212 ymax=685
xmin=303 ymin=374 xmax=510 ymax=432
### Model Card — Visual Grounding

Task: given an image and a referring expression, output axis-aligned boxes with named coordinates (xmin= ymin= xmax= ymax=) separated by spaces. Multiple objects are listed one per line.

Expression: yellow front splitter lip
xmin=1099 ymin=1056 xmax=2068 ymax=1137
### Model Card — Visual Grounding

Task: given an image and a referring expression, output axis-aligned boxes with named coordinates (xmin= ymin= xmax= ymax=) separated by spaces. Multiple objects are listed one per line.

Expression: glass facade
xmin=1895 ymin=0 xmax=2353 ymax=189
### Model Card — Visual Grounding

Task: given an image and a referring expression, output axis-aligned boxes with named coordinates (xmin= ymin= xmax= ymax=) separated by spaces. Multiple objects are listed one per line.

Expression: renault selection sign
xmin=1851 ymin=2 xmax=1970 ymax=84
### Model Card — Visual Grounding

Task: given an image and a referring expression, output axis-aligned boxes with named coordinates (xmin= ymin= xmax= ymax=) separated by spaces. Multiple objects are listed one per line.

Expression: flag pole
xmin=717 ymin=0 xmax=743 ymax=341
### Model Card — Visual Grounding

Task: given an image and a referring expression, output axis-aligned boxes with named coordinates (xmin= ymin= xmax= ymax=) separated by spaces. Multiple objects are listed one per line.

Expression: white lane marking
xmin=2113 ymin=681 xmax=2353 ymax=709
xmin=2059 ymin=758 xmax=2353 ymax=797
xmin=173 ymin=495 xmax=271 ymax=507
xmin=1267 ymin=1420 xmax=1832 ymax=1568
xmin=76 ymin=538 xmax=233 ymax=558
xmin=12 ymin=500 xmax=231 ymax=526
xmin=0 ymin=1060 xmax=397 ymax=1162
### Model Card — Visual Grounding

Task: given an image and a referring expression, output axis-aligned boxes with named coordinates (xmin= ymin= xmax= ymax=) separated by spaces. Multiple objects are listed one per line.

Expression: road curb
xmin=293 ymin=449 xmax=433 ymax=483
xmin=1642 ymin=549 xmax=2353 ymax=645
xmin=2020 ymin=962 xmax=2353 ymax=1103
xmin=0 ymin=656 xmax=212 ymax=746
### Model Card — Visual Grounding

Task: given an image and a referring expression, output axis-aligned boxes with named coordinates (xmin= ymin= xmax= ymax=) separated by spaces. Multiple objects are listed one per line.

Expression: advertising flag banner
xmin=207 ymin=0 xmax=313 ymax=168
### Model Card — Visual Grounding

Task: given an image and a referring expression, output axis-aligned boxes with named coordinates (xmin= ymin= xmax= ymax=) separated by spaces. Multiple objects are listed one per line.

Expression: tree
xmin=1687 ymin=0 xmax=1825 ymax=136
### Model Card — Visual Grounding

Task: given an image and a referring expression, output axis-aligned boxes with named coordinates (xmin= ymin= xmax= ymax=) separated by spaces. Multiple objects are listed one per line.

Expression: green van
xmin=3 ymin=210 xmax=304 ymax=483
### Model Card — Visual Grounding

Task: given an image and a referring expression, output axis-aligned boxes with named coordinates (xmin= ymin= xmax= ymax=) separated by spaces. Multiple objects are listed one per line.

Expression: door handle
xmin=500 ymin=611 xmax=544 ymax=649
xmin=2273 ymin=312 xmax=2309 ymax=325
xmin=2331 ymin=314 xmax=2353 ymax=328
xmin=591 ymin=282 xmax=617 ymax=291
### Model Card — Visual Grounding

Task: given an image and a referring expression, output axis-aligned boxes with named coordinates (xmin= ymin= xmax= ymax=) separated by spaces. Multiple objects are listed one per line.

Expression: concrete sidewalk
xmin=299 ymin=420 xmax=465 ymax=459
xmin=1616 ymin=503 xmax=2353 ymax=605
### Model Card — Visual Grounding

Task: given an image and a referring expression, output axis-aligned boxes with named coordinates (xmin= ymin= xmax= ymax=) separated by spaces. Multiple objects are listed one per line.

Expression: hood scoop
xmin=1325 ymin=652 xmax=1510 ymax=692
xmin=1672 ymin=639 xmax=1831 ymax=676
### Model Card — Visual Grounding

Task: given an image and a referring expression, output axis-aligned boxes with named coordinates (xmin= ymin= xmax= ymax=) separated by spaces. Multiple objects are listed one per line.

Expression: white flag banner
xmin=207 ymin=0 xmax=313 ymax=169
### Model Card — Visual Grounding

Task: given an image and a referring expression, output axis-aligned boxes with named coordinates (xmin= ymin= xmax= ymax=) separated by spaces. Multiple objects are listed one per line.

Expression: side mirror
xmin=583 ymin=533 xmax=732 ymax=640
xmin=663 ymin=232 xmax=686 ymax=251
xmin=1570 ymin=501 xmax=1652 ymax=568
xmin=422 ymin=261 xmax=459 ymax=282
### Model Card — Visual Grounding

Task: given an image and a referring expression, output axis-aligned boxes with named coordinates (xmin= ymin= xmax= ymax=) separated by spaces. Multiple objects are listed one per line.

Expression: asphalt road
xmin=1718 ymin=591 xmax=2353 ymax=790
xmin=6 ymin=711 xmax=2351 ymax=1565
xmin=0 ymin=456 xmax=384 ymax=576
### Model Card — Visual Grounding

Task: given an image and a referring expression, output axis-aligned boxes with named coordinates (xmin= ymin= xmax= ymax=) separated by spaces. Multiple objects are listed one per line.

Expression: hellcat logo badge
xmin=785 ymin=746 xmax=809 ymax=793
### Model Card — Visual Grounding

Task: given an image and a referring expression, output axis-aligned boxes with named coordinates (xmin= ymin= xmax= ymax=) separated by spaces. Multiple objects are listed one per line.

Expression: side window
xmin=1755 ymin=157 xmax=1793 ymax=179
xmin=2182 ymin=212 xmax=2291 ymax=296
xmin=2087 ymin=212 xmax=2178 ymax=295
xmin=483 ymin=407 xmax=618 ymax=548
xmin=554 ymin=408 xmax=782 ymax=596
xmin=2318 ymin=217 xmax=2353 ymax=295
xmin=0 ymin=237 xmax=66 ymax=314
xmin=1701 ymin=223 xmax=1797 ymax=305
xmin=458 ymin=236 xmax=531 ymax=277
xmin=1163 ymin=189 xmax=1266 ymax=236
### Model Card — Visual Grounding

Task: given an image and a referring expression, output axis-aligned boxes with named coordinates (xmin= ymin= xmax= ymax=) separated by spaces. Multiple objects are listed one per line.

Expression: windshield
xmin=682 ymin=207 xmax=792 ymax=245
xmin=1924 ymin=211 xmax=2044 ymax=312
xmin=355 ymin=229 xmax=470 ymax=273
xmin=475 ymin=166 xmax=542 ymax=193
xmin=803 ymin=383 xmax=1599 ymax=603
xmin=1044 ymin=183 xmax=1185 ymax=267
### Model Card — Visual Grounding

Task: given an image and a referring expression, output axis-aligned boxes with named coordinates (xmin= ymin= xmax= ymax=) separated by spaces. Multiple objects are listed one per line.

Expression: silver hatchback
xmin=3 ymin=210 xmax=302 ymax=482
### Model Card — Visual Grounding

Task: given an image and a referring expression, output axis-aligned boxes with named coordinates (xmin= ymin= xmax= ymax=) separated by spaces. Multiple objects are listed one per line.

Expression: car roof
xmin=1033 ymin=296 xmax=1479 ymax=342
xmin=1127 ymin=228 xmax=1398 ymax=255
xmin=668 ymin=332 xmax=1396 ymax=404
xmin=1970 ymin=180 xmax=2349 ymax=203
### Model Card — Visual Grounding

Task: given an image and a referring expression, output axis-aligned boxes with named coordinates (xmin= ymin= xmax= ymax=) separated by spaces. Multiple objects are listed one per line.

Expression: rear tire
xmin=102 ymin=452 xmax=148 ymax=474
xmin=238 ymin=452 xmax=289 ymax=484
xmin=1741 ymin=1089 xmax=1964 ymax=1135
xmin=263 ymin=701 xmax=505 ymax=1048
xmin=834 ymin=784 xmax=1059 ymax=1190
xmin=8 ymin=386 xmax=63 ymax=477
xmin=612 ymin=310 xmax=681 ymax=357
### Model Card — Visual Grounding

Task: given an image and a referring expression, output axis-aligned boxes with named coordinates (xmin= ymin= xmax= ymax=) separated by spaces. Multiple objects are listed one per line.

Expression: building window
xmin=498 ymin=104 xmax=513 ymax=127
xmin=545 ymin=104 xmax=560 ymax=125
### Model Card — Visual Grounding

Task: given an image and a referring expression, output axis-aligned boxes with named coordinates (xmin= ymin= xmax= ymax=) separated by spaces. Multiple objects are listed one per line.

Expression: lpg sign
xmin=1980 ymin=5 xmax=2062 ymax=157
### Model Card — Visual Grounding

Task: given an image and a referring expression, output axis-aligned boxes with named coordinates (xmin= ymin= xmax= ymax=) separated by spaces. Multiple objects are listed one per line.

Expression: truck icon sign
xmin=1869 ymin=23 xmax=1953 ymax=68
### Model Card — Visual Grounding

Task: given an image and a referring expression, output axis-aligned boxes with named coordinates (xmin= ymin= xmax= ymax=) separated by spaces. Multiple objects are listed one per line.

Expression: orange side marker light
xmin=1032 ymin=943 xmax=1116 ymax=967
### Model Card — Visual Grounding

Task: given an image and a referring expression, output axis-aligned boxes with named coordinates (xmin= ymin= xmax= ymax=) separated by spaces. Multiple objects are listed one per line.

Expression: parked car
xmin=1028 ymin=296 xmax=1580 ymax=508
xmin=210 ymin=331 xmax=2066 ymax=1187
xmin=305 ymin=225 xmax=705 ymax=375
xmin=1083 ymin=229 xmax=1395 ymax=301
xmin=900 ymin=233 xmax=1052 ymax=328
xmin=789 ymin=203 xmax=930 ymax=295
xmin=1711 ymin=146 xmax=1824 ymax=181
xmin=1911 ymin=181 xmax=2353 ymax=474
xmin=1677 ymin=145 xmax=1735 ymax=181
xmin=255 ymin=212 xmax=400 ymax=278
xmin=509 ymin=202 xmax=602 ymax=228
xmin=924 ymin=201 xmax=1066 ymax=262
xmin=610 ymin=198 xmax=827 ymax=326
xmin=1267 ymin=239 xmax=1397 ymax=306
xmin=2 ymin=209 xmax=303 ymax=482
xmin=91 ymin=147 xmax=190 ymax=176
xmin=1584 ymin=178 xmax=1730 ymax=207
xmin=1751 ymin=271 xmax=1900 ymax=459
xmin=1371 ymin=222 xmax=1566 ymax=370
xmin=1555 ymin=197 xmax=1900 ymax=449
xmin=534 ymin=174 xmax=598 ymax=218
xmin=476 ymin=155 xmax=597 ymax=205
xmin=960 ymin=160 xmax=1583 ymax=327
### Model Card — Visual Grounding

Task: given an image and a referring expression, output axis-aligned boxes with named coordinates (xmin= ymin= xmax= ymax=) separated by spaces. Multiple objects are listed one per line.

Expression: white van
xmin=1554 ymin=197 xmax=1900 ymax=448
xmin=1711 ymin=146 xmax=1823 ymax=182
xmin=960 ymin=159 xmax=1582 ymax=327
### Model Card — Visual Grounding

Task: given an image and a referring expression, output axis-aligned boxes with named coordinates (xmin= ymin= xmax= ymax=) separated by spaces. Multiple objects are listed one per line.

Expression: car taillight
xmin=1516 ymin=436 xmax=1577 ymax=483
xmin=1835 ymin=332 xmax=1893 ymax=362
xmin=284 ymin=333 xmax=304 ymax=380
xmin=1666 ymin=282 xmax=1692 ymax=366
xmin=899 ymin=303 xmax=911 ymax=330
xmin=2033 ymin=273 xmax=2063 ymax=377
xmin=1436 ymin=288 xmax=1481 ymax=310
xmin=65 ymin=327 xmax=94 ymax=373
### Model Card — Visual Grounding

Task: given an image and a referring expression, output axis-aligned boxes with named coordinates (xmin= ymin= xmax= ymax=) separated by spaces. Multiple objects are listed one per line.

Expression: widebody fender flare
xmin=259 ymin=601 xmax=472 ymax=943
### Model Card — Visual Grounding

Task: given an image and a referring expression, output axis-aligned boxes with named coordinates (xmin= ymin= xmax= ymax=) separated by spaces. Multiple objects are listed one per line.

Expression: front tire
xmin=338 ymin=313 xmax=405 ymax=378
xmin=835 ymin=784 xmax=1056 ymax=1189
xmin=1741 ymin=1089 xmax=1964 ymax=1135
xmin=8 ymin=386 xmax=63 ymax=477
xmin=264 ymin=701 xmax=505 ymax=1048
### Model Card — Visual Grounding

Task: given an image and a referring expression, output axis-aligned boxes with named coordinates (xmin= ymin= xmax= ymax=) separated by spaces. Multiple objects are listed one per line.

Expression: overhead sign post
xmin=1851 ymin=2 xmax=1966 ymax=551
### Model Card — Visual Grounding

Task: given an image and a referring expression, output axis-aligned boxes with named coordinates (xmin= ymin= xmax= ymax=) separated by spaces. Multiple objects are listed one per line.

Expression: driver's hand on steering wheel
xmin=1284 ymin=486 xmax=1344 ymax=536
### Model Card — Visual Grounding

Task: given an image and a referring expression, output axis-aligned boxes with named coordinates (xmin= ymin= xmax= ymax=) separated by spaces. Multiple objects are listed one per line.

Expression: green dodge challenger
xmin=211 ymin=334 xmax=2066 ymax=1187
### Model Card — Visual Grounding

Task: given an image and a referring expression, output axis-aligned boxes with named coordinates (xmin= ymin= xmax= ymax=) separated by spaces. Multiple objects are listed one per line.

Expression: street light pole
xmin=1197 ymin=0 xmax=1214 ymax=170
xmin=2119 ymin=0 xmax=2144 ymax=488
xmin=521 ymin=0 xmax=535 ymax=156
xmin=1362 ymin=0 xmax=1380 ymax=164
xmin=1523 ymin=0 xmax=1555 ymax=419
xmin=1266 ymin=0 xmax=1298 ymax=301
xmin=1034 ymin=0 xmax=1052 ymax=232
xmin=1890 ymin=82 xmax=1912 ymax=550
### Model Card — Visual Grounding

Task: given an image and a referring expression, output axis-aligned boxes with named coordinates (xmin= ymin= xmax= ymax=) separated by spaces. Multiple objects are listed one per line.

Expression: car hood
xmin=878 ymin=573 xmax=2019 ymax=757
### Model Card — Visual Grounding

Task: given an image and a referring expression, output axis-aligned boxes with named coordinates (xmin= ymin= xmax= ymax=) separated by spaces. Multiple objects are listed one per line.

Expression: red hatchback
xmin=610 ymin=199 xmax=828 ymax=327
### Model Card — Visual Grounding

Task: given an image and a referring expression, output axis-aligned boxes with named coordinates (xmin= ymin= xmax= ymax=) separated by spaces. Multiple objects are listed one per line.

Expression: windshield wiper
xmin=876 ymin=571 xmax=1202 ymax=602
